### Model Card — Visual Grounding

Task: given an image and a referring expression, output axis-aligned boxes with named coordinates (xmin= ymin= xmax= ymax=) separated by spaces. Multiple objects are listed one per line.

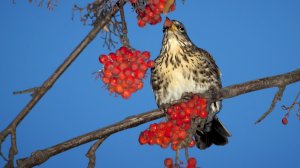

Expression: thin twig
xmin=86 ymin=136 xmax=108 ymax=168
xmin=255 ymin=86 xmax=286 ymax=124
xmin=0 ymin=145 xmax=8 ymax=161
xmin=184 ymin=147 xmax=189 ymax=161
xmin=5 ymin=130 xmax=18 ymax=168
xmin=13 ymin=87 xmax=39 ymax=95
xmin=16 ymin=68 xmax=300 ymax=167
xmin=282 ymin=92 xmax=300 ymax=111
xmin=281 ymin=91 xmax=300 ymax=119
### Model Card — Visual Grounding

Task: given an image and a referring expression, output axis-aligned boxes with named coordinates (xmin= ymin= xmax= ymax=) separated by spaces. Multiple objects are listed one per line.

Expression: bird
xmin=150 ymin=17 xmax=231 ymax=149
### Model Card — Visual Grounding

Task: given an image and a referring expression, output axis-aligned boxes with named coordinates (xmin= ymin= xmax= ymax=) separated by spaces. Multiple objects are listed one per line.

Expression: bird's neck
xmin=161 ymin=33 xmax=193 ymax=56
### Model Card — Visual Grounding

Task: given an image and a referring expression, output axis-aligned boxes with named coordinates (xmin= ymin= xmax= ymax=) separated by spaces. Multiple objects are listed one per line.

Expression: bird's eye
xmin=179 ymin=26 xmax=185 ymax=32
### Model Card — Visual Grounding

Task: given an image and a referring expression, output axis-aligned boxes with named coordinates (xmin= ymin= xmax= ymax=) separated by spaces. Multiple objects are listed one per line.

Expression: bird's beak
xmin=163 ymin=17 xmax=175 ymax=32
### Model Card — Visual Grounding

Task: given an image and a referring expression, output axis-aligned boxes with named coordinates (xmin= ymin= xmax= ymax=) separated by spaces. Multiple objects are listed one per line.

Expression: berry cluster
xmin=98 ymin=46 xmax=154 ymax=99
xmin=164 ymin=157 xmax=198 ymax=168
xmin=166 ymin=95 xmax=208 ymax=131
xmin=139 ymin=95 xmax=207 ymax=150
xmin=130 ymin=0 xmax=176 ymax=27
xmin=138 ymin=121 xmax=195 ymax=150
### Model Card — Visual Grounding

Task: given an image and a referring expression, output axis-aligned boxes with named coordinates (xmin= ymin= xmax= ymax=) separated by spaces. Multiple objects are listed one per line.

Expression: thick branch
xmin=17 ymin=109 xmax=164 ymax=167
xmin=219 ymin=69 xmax=300 ymax=99
xmin=0 ymin=0 xmax=126 ymax=166
xmin=17 ymin=68 xmax=300 ymax=167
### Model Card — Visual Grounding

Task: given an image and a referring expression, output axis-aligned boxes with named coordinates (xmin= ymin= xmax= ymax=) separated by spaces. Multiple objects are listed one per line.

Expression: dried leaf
xmin=163 ymin=0 xmax=175 ymax=14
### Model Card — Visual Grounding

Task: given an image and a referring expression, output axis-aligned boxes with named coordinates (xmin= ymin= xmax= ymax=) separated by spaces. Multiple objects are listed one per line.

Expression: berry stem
xmin=185 ymin=147 xmax=189 ymax=161
xmin=175 ymin=149 xmax=179 ymax=165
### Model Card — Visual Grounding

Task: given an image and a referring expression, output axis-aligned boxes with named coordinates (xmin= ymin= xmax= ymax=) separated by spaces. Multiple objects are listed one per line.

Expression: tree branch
xmin=86 ymin=136 xmax=108 ymax=168
xmin=0 ymin=0 xmax=127 ymax=167
xmin=119 ymin=4 xmax=130 ymax=48
xmin=16 ymin=68 xmax=300 ymax=167
xmin=255 ymin=86 xmax=286 ymax=124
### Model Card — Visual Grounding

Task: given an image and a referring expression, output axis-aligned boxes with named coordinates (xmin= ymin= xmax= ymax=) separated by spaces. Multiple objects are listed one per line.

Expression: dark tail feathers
xmin=194 ymin=117 xmax=231 ymax=150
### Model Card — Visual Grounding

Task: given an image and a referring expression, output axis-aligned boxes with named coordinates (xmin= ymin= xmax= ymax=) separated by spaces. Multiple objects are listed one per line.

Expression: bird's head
xmin=161 ymin=17 xmax=193 ymax=52
xmin=163 ymin=17 xmax=188 ymax=36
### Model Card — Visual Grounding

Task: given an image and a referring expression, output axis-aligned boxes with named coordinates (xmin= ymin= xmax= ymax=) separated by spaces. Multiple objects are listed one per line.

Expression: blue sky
xmin=1 ymin=0 xmax=300 ymax=167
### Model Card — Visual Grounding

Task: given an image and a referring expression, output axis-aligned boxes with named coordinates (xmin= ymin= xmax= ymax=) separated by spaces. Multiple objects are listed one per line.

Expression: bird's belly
xmin=160 ymin=69 xmax=208 ymax=105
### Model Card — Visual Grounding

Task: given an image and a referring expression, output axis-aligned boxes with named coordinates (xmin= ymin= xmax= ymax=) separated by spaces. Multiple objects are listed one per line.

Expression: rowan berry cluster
xmin=166 ymin=96 xmax=208 ymax=131
xmin=98 ymin=46 xmax=154 ymax=99
xmin=130 ymin=0 xmax=176 ymax=27
xmin=164 ymin=157 xmax=197 ymax=168
xmin=138 ymin=121 xmax=194 ymax=150
xmin=139 ymin=95 xmax=206 ymax=167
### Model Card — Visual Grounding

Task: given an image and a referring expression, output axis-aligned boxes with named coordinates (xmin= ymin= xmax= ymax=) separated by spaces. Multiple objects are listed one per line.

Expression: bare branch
xmin=219 ymin=69 xmax=300 ymax=100
xmin=5 ymin=131 xmax=18 ymax=168
xmin=13 ymin=87 xmax=39 ymax=96
xmin=119 ymin=5 xmax=131 ymax=48
xmin=0 ymin=0 xmax=127 ymax=166
xmin=16 ymin=68 xmax=300 ymax=167
xmin=17 ymin=108 xmax=164 ymax=167
xmin=255 ymin=86 xmax=286 ymax=124
xmin=0 ymin=145 xmax=8 ymax=161
xmin=86 ymin=136 xmax=108 ymax=168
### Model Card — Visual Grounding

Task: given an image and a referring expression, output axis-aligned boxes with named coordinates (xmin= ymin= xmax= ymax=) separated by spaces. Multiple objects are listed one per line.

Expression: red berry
xmin=147 ymin=60 xmax=155 ymax=68
xmin=118 ymin=72 xmax=126 ymax=80
xmin=189 ymin=140 xmax=196 ymax=148
xmin=199 ymin=110 xmax=208 ymax=119
xmin=178 ymin=130 xmax=187 ymax=139
xmin=164 ymin=158 xmax=173 ymax=167
xmin=139 ymin=134 xmax=147 ymax=145
xmin=115 ymin=85 xmax=124 ymax=94
xmin=99 ymin=54 xmax=108 ymax=64
xmin=122 ymin=90 xmax=131 ymax=99
xmin=108 ymin=53 xmax=117 ymax=61
xmin=131 ymin=63 xmax=139 ymax=71
xmin=138 ymin=19 xmax=146 ymax=27
xmin=137 ymin=82 xmax=144 ymax=90
xmin=187 ymin=165 xmax=196 ymax=168
xmin=110 ymin=78 xmax=118 ymax=86
xmin=134 ymin=70 xmax=145 ymax=79
xmin=148 ymin=137 xmax=155 ymax=145
xmin=139 ymin=63 xmax=148 ymax=71
xmin=119 ymin=46 xmax=128 ymax=55
xmin=124 ymin=68 xmax=132 ymax=77
xmin=112 ymin=67 xmax=121 ymax=75
xmin=188 ymin=157 xmax=197 ymax=166
xmin=102 ymin=77 xmax=110 ymax=84
xmin=103 ymin=70 xmax=112 ymax=78
xmin=150 ymin=123 xmax=158 ymax=132
xmin=162 ymin=136 xmax=170 ymax=144
xmin=125 ymin=76 xmax=134 ymax=85
xmin=171 ymin=143 xmax=178 ymax=151
xmin=104 ymin=62 xmax=114 ymax=70
xmin=142 ymin=51 xmax=151 ymax=60
xmin=282 ymin=117 xmax=288 ymax=125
